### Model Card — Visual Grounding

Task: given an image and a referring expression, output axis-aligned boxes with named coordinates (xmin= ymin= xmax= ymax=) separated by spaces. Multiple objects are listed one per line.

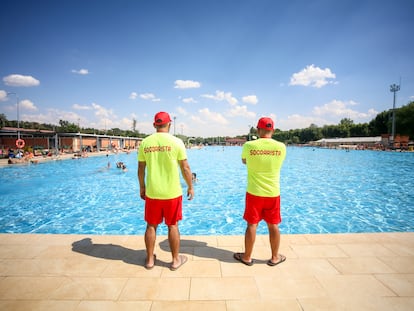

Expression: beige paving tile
xmin=0 ymin=244 xmax=47 ymax=259
xmin=76 ymin=300 xmax=152 ymax=311
xmin=375 ymin=273 xmax=414 ymax=296
xmin=0 ymin=234 xmax=43 ymax=245
xmin=297 ymin=297 xmax=344 ymax=311
xmin=0 ymin=300 xmax=80 ymax=311
xmin=227 ymin=299 xmax=302 ymax=311
xmin=271 ymin=258 xmax=340 ymax=278
xmin=166 ymin=259 xmax=222 ymax=277
xmin=0 ymin=259 xmax=43 ymax=276
xmin=0 ymin=276 xmax=66 ymax=299
xmin=50 ymin=277 xmax=128 ymax=300
xmin=380 ymin=256 xmax=414 ymax=273
xmin=58 ymin=257 xmax=110 ymax=276
xmin=38 ymin=244 xmax=81 ymax=259
xmin=220 ymin=259 xmax=282 ymax=277
xmin=304 ymin=233 xmax=374 ymax=244
xmin=101 ymin=260 xmax=161 ymax=277
xmin=190 ymin=277 xmax=259 ymax=300
xmin=338 ymin=243 xmax=396 ymax=257
xmin=381 ymin=297 xmax=414 ymax=311
xmin=383 ymin=242 xmax=414 ymax=256
xmin=291 ymin=244 xmax=348 ymax=258
xmin=119 ymin=277 xmax=191 ymax=300
xmin=279 ymin=234 xmax=311 ymax=245
xmin=316 ymin=274 xmax=396 ymax=298
xmin=151 ymin=300 xmax=226 ymax=311
xmin=298 ymin=296 xmax=402 ymax=311
xmin=329 ymin=257 xmax=396 ymax=274
xmin=255 ymin=276 xmax=328 ymax=299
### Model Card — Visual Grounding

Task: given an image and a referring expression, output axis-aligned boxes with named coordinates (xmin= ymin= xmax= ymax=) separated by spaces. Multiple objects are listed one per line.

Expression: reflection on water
xmin=0 ymin=146 xmax=413 ymax=235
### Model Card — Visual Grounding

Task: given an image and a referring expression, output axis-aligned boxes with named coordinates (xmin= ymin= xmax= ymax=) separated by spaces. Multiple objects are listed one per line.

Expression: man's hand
xmin=187 ymin=188 xmax=194 ymax=200
xmin=140 ymin=187 xmax=146 ymax=200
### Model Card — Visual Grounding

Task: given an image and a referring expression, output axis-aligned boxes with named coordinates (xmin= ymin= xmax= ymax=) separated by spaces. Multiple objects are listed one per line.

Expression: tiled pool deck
xmin=0 ymin=232 xmax=413 ymax=310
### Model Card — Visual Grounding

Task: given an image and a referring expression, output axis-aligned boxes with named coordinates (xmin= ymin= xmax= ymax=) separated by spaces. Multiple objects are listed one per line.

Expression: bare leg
xmin=267 ymin=223 xmax=281 ymax=262
xmin=243 ymin=223 xmax=257 ymax=262
xmin=145 ymin=224 xmax=157 ymax=267
xmin=168 ymin=223 xmax=182 ymax=267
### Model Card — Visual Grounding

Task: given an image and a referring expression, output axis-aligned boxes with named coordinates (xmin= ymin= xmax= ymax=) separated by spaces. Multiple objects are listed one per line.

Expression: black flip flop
xmin=267 ymin=254 xmax=286 ymax=266
xmin=233 ymin=252 xmax=254 ymax=266
xmin=170 ymin=255 xmax=188 ymax=271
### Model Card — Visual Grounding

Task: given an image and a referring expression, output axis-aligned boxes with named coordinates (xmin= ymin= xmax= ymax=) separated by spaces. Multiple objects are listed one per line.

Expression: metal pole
xmin=389 ymin=83 xmax=400 ymax=145
xmin=7 ymin=92 xmax=20 ymax=140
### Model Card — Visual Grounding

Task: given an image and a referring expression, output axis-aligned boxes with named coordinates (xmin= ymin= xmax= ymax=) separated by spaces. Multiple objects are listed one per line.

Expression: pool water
xmin=0 ymin=146 xmax=413 ymax=235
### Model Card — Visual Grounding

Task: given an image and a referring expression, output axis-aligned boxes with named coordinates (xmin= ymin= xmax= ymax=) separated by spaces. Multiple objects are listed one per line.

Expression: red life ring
xmin=16 ymin=139 xmax=25 ymax=149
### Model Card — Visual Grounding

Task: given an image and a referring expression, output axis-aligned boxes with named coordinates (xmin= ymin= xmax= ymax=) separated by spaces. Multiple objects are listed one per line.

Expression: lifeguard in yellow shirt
xmin=138 ymin=112 xmax=194 ymax=271
xmin=234 ymin=117 xmax=287 ymax=267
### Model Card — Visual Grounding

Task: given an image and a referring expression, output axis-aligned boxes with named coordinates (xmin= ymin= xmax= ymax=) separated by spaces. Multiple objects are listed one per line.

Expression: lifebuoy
xmin=16 ymin=139 xmax=25 ymax=149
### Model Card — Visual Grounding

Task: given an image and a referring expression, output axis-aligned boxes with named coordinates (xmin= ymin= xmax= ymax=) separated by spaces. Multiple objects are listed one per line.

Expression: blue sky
xmin=1 ymin=0 xmax=413 ymax=137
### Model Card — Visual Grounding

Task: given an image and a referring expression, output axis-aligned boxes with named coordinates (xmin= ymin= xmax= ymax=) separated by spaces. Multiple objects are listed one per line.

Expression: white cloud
xmin=19 ymin=99 xmax=37 ymax=111
xmin=228 ymin=105 xmax=256 ymax=118
xmin=277 ymin=114 xmax=326 ymax=130
xmin=0 ymin=90 xmax=7 ymax=101
xmin=182 ymin=97 xmax=197 ymax=104
xmin=91 ymin=102 xmax=115 ymax=119
xmin=72 ymin=104 xmax=91 ymax=110
xmin=201 ymin=90 xmax=238 ymax=106
xmin=177 ymin=106 xmax=188 ymax=115
xmin=3 ymin=74 xmax=40 ymax=87
xmin=174 ymin=80 xmax=201 ymax=89
xmin=129 ymin=92 xmax=138 ymax=100
xmin=289 ymin=64 xmax=336 ymax=88
xmin=140 ymin=93 xmax=160 ymax=102
xmin=190 ymin=115 xmax=206 ymax=125
xmin=242 ymin=95 xmax=258 ymax=105
xmin=71 ymin=69 xmax=89 ymax=75
xmin=277 ymin=100 xmax=379 ymax=130
xmin=198 ymin=108 xmax=229 ymax=125
xmin=313 ymin=100 xmax=377 ymax=120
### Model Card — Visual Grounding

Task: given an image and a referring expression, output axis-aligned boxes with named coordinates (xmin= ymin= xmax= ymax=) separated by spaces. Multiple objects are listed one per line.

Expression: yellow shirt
xmin=138 ymin=133 xmax=187 ymax=199
xmin=241 ymin=138 xmax=286 ymax=197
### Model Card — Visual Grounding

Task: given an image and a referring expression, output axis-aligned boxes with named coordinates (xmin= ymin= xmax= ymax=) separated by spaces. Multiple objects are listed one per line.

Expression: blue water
xmin=0 ymin=146 xmax=413 ymax=235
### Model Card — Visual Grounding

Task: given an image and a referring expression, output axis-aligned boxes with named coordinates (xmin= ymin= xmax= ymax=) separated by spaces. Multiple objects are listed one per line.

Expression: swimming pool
xmin=0 ymin=146 xmax=413 ymax=235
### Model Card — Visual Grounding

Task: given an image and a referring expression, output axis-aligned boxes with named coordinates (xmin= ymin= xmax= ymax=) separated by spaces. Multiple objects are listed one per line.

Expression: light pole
xmin=7 ymin=92 xmax=20 ymax=140
xmin=390 ymin=83 xmax=400 ymax=144
xmin=173 ymin=116 xmax=176 ymax=135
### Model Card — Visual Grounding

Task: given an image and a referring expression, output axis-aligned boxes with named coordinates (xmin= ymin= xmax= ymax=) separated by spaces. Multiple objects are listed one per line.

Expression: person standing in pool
xmin=234 ymin=117 xmax=287 ymax=266
xmin=138 ymin=111 xmax=194 ymax=270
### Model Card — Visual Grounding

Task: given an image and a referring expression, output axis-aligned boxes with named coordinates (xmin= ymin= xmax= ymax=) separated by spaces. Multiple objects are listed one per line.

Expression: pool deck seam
xmin=0 ymin=232 xmax=413 ymax=310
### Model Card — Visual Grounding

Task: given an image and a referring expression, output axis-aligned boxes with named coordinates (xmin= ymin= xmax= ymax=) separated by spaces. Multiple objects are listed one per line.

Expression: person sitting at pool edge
xmin=234 ymin=116 xmax=287 ymax=267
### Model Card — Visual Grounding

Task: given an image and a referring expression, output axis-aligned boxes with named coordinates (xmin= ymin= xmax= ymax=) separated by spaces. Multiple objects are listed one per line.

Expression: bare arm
xmin=179 ymin=159 xmax=194 ymax=200
xmin=138 ymin=161 xmax=146 ymax=200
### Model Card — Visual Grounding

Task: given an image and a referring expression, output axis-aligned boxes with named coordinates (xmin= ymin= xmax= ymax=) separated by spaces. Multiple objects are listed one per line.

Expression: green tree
xmin=395 ymin=101 xmax=414 ymax=138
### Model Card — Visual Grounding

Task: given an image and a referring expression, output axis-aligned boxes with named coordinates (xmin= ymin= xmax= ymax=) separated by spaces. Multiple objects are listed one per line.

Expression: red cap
xmin=153 ymin=111 xmax=171 ymax=126
xmin=257 ymin=117 xmax=274 ymax=130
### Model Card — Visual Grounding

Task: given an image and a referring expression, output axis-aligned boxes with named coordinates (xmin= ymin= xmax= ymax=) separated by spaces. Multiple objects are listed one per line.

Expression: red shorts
xmin=145 ymin=196 xmax=183 ymax=226
xmin=244 ymin=192 xmax=281 ymax=225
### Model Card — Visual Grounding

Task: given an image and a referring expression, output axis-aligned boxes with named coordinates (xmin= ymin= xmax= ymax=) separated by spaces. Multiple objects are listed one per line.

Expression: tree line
xmin=0 ymin=101 xmax=413 ymax=144
xmin=271 ymin=101 xmax=414 ymax=144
